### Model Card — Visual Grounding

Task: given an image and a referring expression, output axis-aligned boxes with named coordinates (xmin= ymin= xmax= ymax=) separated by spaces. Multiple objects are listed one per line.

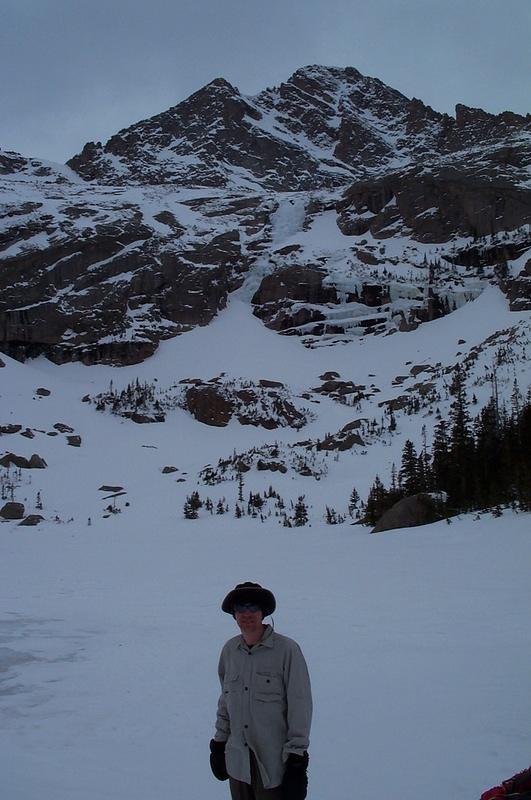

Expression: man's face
xmin=234 ymin=603 xmax=264 ymax=634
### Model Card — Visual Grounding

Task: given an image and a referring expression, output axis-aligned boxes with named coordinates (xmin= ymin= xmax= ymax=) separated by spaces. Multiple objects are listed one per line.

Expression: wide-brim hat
xmin=222 ymin=582 xmax=276 ymax=617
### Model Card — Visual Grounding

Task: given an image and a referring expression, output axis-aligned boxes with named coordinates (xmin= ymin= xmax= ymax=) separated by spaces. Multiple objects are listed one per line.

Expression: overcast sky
xmin=1 ymin=0 xmax=529 ymax=163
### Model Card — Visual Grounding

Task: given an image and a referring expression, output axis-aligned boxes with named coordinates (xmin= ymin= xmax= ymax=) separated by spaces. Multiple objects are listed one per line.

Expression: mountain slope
xmin=0 ymin=64 xmax=530 ymax=365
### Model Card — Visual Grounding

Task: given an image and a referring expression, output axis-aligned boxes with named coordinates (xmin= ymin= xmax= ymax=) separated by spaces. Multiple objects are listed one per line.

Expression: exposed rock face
xmin=337 ymin=167 xmax=531 ymax=243
xmin=0 ymin=191 xmax=250 ymax=364
xmin=372 ymin=493 xmax=445 ymax=533
xmin=252 ymin=267 xmax=337 ymax=332
xmin=184 ymin=385 xmax=234 ymax=427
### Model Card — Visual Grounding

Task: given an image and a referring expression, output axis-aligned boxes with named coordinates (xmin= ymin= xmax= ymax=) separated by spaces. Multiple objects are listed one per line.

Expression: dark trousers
xmin=229 ymin=751 xmax=283 ymax=800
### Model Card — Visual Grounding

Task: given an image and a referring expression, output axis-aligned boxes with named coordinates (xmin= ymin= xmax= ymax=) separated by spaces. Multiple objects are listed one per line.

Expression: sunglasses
xmin=234 ymin=603 xmax=261 ymax=613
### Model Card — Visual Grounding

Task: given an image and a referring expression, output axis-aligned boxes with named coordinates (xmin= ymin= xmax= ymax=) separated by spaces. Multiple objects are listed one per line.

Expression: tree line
xmin=364 ymin=366 xmax=531 ymax=524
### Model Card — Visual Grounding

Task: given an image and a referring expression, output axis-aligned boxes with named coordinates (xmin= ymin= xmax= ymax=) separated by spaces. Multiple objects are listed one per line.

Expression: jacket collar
xmin=237 ymin=623 xmax=274 ymax=651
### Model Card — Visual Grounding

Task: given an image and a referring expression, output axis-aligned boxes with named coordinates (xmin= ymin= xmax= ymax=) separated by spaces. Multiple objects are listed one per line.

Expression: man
xmin=210 ymin=582 xmax=312 ymax=800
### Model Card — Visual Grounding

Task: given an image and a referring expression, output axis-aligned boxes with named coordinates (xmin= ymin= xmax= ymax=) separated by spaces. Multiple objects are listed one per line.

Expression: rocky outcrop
xmin=372 ymin=493 xmax=446 ymax=533
xmin=505 ymin=259 xmax=531 ymax=311
xmin=184 ymin=384 xmax=234 ymax=427
xmin=181 ymin=380 xmax=310 ymax=429
xmin=316 ymin=420 xmax=365 ymax=451
xmin=0 ymin=452 xmax=47 ymax=469
xmin=251 ymin=266 xmax=337 ymax=332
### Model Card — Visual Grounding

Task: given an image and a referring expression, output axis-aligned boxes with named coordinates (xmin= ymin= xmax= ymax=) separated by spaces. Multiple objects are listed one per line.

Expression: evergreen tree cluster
xmin=364 ymin=369 xmax=531 ymax=524
xmin=94 ymin=378 xmax=169 ymax=416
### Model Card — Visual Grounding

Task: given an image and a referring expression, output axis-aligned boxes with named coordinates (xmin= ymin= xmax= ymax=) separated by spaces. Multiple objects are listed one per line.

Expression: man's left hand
xmin=282 ymin=752 xmax=308 ymax=800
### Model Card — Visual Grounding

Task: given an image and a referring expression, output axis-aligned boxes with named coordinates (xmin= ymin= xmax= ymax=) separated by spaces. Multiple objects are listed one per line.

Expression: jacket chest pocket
xmin=254 ymin=671 xmax=283 ymax=703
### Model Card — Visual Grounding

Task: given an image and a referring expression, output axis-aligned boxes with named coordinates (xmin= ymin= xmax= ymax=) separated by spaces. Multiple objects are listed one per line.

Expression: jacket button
xmin=244 ymin=743 xmax=248 ymax=748
xmin=244 ymin=724 xmax=248 ymax=729
xmin=244 ymin=686 xmax=248 ymax=691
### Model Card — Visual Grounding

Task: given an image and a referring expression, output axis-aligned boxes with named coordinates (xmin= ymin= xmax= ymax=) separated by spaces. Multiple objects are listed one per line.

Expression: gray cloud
xmin=1 ymin=0 xmax=529 ymax=162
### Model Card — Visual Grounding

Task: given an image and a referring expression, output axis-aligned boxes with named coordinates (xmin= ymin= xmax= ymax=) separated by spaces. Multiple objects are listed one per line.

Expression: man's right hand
xmin=209 ymin=739 xmax=229 ymax=781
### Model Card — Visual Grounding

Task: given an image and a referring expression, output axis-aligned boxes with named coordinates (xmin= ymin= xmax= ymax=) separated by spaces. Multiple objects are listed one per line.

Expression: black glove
xmin=209 ymin=739 xmax=229 ymax=781
xmin=282 ymin=752 xmax=309 ymax=800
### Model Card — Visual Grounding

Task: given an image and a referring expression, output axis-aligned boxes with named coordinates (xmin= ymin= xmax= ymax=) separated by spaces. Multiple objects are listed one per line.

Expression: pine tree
xmin=325 ymin=506 xmax=337 ymax=524
xmin=447 ymin=364 xmax=475 ymax=509
xmin=189 ymin=491 xmax=202 ymax=511
xmin=365 ymin=476 xmax=388 ymax=526
xmin=432 ymin=419 xmax=450 ymax=492
xmin=348 ymin=487 xmax=360 ymax=518
xmin=294 ymin=496 xmax=309 ymax=527
xmin=400 ymin=440 xmax=419 ymax=495
xmin=474 ymin=399 xmax=503 ymax=509
xmin=183 ymin=498 xmax=198 ymax=519
xmin=237 ymin=470 xmax=244 ymax=502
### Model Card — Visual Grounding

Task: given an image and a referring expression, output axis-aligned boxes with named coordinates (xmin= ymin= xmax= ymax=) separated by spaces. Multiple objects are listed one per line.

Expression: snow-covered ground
xmin=1 ymin=283 xmax=530 ymax=800
xmin=1 ymin=509 xmax=530 ymax=800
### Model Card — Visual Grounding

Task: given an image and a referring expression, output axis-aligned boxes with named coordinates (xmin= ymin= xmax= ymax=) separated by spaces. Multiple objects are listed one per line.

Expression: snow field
xmin=1 ymin=509 xmax=530 ymax=800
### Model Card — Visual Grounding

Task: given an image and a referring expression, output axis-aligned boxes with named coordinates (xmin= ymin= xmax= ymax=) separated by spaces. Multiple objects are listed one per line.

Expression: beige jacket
xmin=214 ymin=624 xmax=312 ymax=789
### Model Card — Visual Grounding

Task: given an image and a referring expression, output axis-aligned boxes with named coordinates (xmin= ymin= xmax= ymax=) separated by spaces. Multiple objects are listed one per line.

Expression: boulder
xmin=256 ymin=460 xmax=288 ymax=473
xmin=28 ymin=454 xmax=47 ymax=468
xmin=0 ymin=501 xmax=25 ymax=520
xmin=35 ymin=387 xmax=51 ymax=396
xmin=0 ymin=424 xmax=22 ymax=434
xmin=258 ymin=379 xmax=285 ymax=389
xmin=66 ymin=436 xmax=82 ymax=447
xmin=162 ymin=466 xmax=178 ymax=474
xmin=54 ymin=422 xmax=74 ymax=433
xmin=122 ymin=413 xmax=164 ymax=424
xmin=372 ymin=493 xmax=445 ymax=533
xmin=18 ymin=514 xmax=44 ymax=526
